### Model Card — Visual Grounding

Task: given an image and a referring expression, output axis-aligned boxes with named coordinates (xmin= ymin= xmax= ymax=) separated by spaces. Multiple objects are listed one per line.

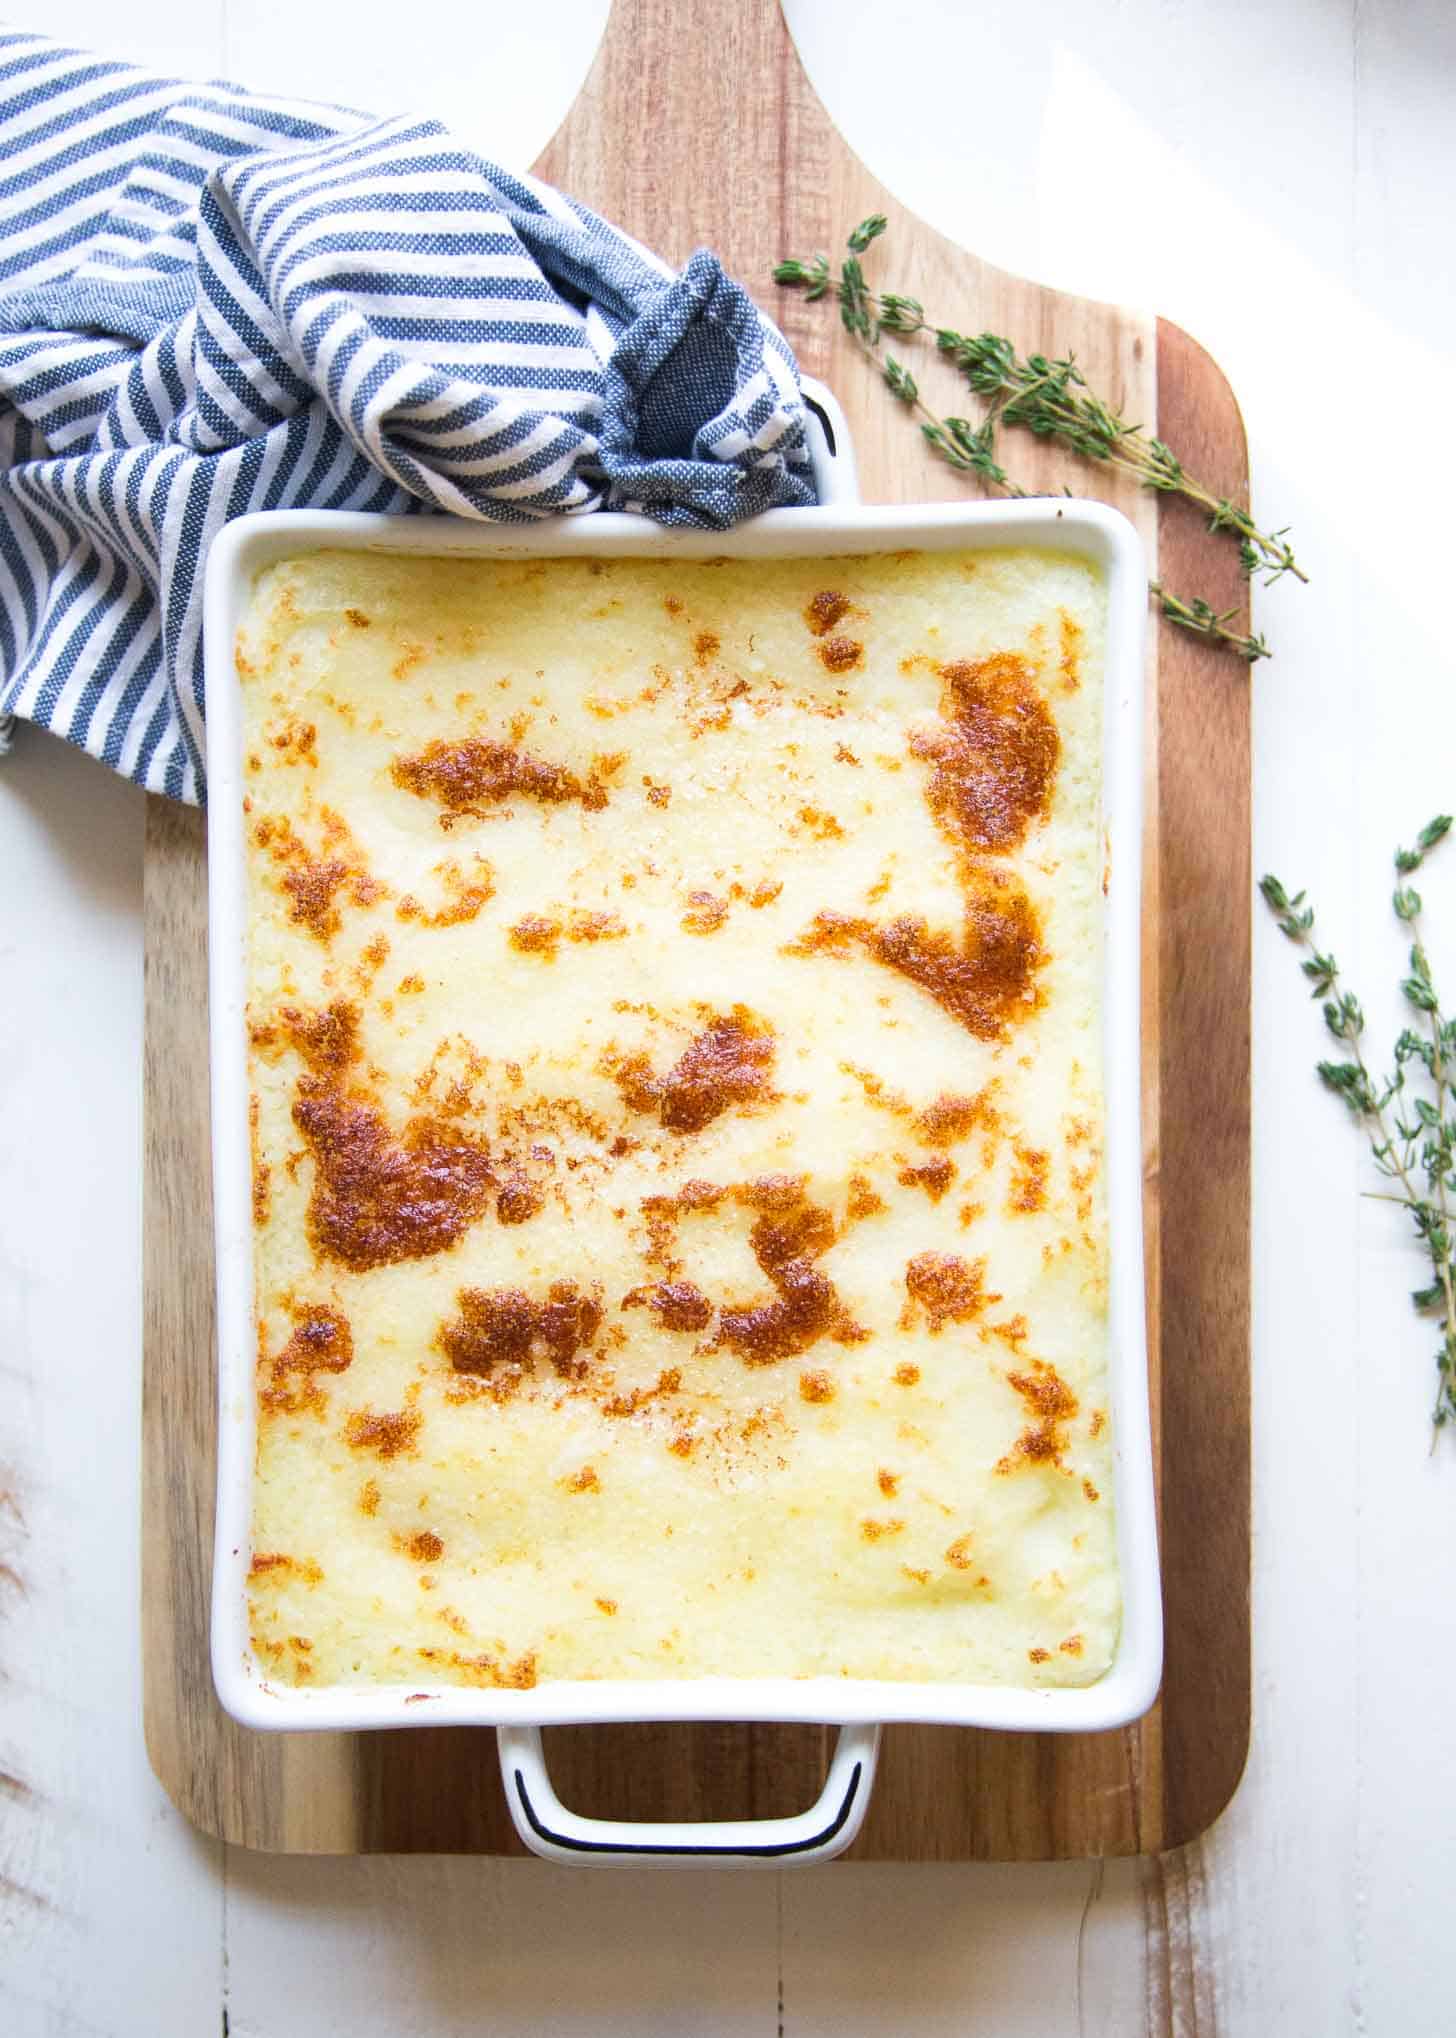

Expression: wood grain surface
xmin=141 ymin=0 xmax=1250 ymax=1859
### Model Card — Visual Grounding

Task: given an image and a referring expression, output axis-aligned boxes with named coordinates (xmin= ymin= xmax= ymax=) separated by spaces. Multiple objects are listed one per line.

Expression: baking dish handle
xmin=798 ymin=375 xmax=859 ymax=508
xmin=497 ymin=1721 xmax=881 ymax=1868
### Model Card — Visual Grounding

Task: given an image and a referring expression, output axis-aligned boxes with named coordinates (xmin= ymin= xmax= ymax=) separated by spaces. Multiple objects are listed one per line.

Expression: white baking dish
xmin=203 ymin=383 xmax=1160 ymax=1866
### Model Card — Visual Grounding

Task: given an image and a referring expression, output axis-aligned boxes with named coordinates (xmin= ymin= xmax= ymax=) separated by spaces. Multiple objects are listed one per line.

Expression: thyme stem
xmin=1415 ymin=908 xmax=1456 ymax=1439
xmin=1150 ymin=582 xmax=1271 ymax=664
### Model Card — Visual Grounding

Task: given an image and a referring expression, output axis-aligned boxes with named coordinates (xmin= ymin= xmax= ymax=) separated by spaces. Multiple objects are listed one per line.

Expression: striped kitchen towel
xmin=0 ymin=33 xmax=816 ymax=801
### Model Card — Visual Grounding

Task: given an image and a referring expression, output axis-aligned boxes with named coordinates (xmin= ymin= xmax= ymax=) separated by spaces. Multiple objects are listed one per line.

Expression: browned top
xmin=817 ymin=635 xmax=863 ymax=673
xmin=612 ymin=1010 xmax=776 ymax=1135
xmin=622 ymin=1280 xmax=714 ymax=1333
xmin=293 ymin=1083 xmax=496 ymax=1272
xmin=271 ymin=1000 xmax=498 ymax=1271
xmin=910 ymin=653 xmax=1060 ymax=856
xmin=343 ymin=1407 xmax=421 ymax=1460
xmin=392 ymin=736 xmax=608 ymax=819
xmin=771 ymin=642 xmax=1060 ymax=1045
xmin=254 ymin=811 xmax=384 ymax=944
xmin=898 ymin=1154 xmax=956 ymax=1202
xmin=713 ymin=1178 xmax=866 ymax=1364
xmin=438 ymin=1281 xmax=603 ymax=1396
xmin=259 ymin=1305 xmax=354 ymax=1416
xmin=396 ymin=858 xmax=495 ymax=928
xmin=903 ymin=1252 xmax=998 ymax=1331
xmin=997 ymin=1359 xmax=1079 ymax=1472
xmin=804 ymin=589 xmax=851 ymax=636
xmin=915 ymin=1090 xmax=1000 ymax=1147
xmin=787 ymin=878 xmax=1043 ymax=1042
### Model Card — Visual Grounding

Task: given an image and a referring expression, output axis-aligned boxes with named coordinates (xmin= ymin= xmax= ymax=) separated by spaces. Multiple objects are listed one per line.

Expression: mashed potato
xmin=237 ymin=544 xmax=1119 ymax=1692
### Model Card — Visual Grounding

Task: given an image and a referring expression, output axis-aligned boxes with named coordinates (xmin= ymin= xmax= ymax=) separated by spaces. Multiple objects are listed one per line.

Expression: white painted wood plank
xmin=0 ymin=729 xmax=221 ymax=2038
xmin=39 ymin=0 xmax=224 ymax=79
xmin=1348 ymin=6 xmax=1456 ymax=2031
xmin=783 ymin=1860 xmax=1145 ymax=2037
xmin=3 ymin=12 xmax=234 ymax=2037
xmin=224 ymin=1856 xmax=779 ymax=2038
xmin=220 ymin=0 xmax=612 ymax=177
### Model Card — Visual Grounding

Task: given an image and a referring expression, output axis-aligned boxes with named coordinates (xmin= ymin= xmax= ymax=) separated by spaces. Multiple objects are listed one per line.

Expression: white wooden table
xmin=3 ymin=1 xmax=1452 ymax=2029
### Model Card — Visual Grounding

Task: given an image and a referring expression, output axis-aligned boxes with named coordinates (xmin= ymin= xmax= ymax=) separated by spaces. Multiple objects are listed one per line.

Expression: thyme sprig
xmin=1262 ymin=814 xmax=1456 ymax=1442
xmin=879 ymin=353 xmax=1024 ymax=496
xmin=875 ymin=349 xmax=1270 ymax=665
xmin=1150 ymin=584 xmax=1271 ymax=664
xmin=776 ymin=217 xmax=1304 ymax=590
xmin=775 ymin=219 xmax=1299 ymax=662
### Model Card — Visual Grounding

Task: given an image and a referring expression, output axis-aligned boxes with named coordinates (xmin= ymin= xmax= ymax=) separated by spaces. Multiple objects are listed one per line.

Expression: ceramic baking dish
xmin=203 ymin=384 xmax=1160 ymax=1866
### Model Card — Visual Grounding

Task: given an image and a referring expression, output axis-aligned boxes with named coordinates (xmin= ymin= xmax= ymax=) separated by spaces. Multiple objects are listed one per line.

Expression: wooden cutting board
xmin=142 ymin=0 xmax=1250 ymax=1859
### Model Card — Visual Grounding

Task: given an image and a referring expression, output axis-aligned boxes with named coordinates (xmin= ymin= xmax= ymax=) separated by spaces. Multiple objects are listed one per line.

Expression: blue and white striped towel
xmin=0 ymin=33 xmax=816 ymax=801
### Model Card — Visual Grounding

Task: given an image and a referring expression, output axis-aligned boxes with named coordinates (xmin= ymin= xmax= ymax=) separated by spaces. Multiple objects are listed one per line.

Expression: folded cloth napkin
xmin=0 ymin=33 xmax=816 ymax=801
